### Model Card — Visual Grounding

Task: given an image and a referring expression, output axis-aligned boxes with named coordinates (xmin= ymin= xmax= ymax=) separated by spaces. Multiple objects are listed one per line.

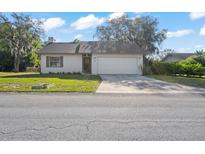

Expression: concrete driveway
xmin=97 ymin=75 xmax=205 ymax=94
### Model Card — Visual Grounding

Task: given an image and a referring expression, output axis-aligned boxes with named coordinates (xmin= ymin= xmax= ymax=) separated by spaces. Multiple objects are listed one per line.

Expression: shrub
xmin=193 ymin=63 xmax=205 ymax=76
xmin=143 ymin=57 xmax=153 ymax=75
xmin=178 ymin=57 xmax=205 ymax=76
xmin=180 ymin=57 xmax=198 ymax=65
xmin=149 ymin=57 xmax=205 ymax=77
xmin=26 ymin=67 xmax=40 ymax=72
xmin=150 ymin=61 xmax=173 ymax=75
xmin=180 ymin=63 xmax=205 ymax=77
xmin=73 ymin=72 xmax=81 ymax=75
xmin=168 ymin=62 xmax=182 ymax=75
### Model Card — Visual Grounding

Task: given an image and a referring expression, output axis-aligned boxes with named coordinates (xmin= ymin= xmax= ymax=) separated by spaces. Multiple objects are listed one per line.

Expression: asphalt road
xmin=0 ymin=93 xmax=205 ymax=140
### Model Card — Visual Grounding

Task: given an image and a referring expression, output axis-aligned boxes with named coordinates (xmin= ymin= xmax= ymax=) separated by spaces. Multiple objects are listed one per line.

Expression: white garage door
xmin=97 ymin=57 xmax=141 ymax=74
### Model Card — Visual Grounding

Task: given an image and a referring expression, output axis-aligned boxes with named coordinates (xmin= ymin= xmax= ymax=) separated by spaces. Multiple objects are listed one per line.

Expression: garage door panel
xmin=98 ymin=57 xmax=140 ymax=74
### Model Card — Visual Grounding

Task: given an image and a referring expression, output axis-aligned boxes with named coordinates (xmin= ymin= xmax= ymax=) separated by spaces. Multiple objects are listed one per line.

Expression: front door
xmin=82 ymin=54 xmax=91 ymax=73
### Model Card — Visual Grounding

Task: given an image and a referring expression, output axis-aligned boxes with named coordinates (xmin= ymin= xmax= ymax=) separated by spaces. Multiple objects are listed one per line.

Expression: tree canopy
xmin=0 ymin=13 xmax=44 ymax=72
xmin=95 ymin=14 xmax=167 ymax=55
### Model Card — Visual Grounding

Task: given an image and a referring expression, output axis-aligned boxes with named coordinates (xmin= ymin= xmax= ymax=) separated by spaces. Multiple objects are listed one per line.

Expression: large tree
xmin=95 ymin=14 xmax=167 ymax=55
xmin=29 ymin=38 xmax=43 ymax=67
xmin=0 ymin=38 xmax=13 ymax=71
xmin=0 ymin=13 xmax=44 ymax=72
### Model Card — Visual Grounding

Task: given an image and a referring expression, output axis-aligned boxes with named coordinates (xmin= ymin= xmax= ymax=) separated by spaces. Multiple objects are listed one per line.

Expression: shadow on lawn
xmin=0 ymin=73 xmax=101 ymax=81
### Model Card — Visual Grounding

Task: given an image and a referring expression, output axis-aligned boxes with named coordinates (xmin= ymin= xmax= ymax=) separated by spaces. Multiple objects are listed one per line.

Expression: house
xmin=39 ymin=41 xmax=145 ymax=75
xmin=162 ymin=53 xmax=195 ymax=63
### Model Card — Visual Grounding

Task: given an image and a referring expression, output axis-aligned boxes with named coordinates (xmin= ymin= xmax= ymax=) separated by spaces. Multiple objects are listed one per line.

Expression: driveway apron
xmin=96 ymin=75 xmax=205 ymax=94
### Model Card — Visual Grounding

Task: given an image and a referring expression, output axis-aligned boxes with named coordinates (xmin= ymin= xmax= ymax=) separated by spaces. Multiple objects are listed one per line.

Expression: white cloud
xmin=109 ymin=12 xmax=125 ymax=20
xmin=133 ymin=12 xmax=144 ymax=14
xmin=200 ymin=25 xmax=205 ymax=35
xmin=167 ymin=29 xmax=194 ymax=38
xmin=177 ymin=47 xmax=192 ymax=53
xmin=70 ymin=14 xmax=105 ymax=30
xmin=42 ymin=17 xmax=65 ymax=31
xmin=190 ymin=12 xmax=205 ymax=20
xmin=195 ymin=44 xmax=202 ymax=49
xmin=74 ymin=34 xmax=83 ymax=40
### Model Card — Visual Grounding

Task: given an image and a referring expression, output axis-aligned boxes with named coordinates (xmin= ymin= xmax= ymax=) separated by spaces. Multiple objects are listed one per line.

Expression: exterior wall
xmin=41 ymin=54 xmax=82 ymax=73
xmin=91 ymin=54 xmax=143 ymax=75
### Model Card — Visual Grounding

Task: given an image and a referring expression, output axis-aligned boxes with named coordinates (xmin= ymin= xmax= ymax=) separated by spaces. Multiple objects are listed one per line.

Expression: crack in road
xmin=0 ymin=123 xmax=89 ymax=136
xmin=0 ymin=119 xmax=205 ymax=136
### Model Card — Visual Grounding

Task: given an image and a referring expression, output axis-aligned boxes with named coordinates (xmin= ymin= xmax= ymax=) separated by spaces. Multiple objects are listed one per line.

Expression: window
xmin=46 ymin=56 xmax=63 ymax=68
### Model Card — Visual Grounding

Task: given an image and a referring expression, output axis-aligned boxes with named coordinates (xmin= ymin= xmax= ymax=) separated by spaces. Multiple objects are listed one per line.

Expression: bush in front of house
xmin=149 ymin=57 xmax=205 ymax=77
xmin=150 ymin=61 xmax=175 ymax=75
xmin=179 ymin=58 xmax=205 ymax=77
xmin=191 ymin=63 xmax=205 ymax=76
xmin=26 ymin=67 xmax=40 ymax=72
xmin=167 ymin=62 xmax=181 ymax=75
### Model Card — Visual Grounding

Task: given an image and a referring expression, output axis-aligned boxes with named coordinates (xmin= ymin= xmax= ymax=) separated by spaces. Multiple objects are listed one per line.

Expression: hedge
xmin=150 ymin=61 xmax=173 ymax=75
xmin=150 ymin=59 xmax=205 ymax=77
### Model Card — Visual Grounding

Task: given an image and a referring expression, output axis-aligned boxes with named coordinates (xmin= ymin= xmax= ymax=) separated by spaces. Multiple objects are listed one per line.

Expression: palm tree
xmin=195 ymin=49 xmax=205 ymax=66
xmin=196 ymin=49 xmax=205 ymax=56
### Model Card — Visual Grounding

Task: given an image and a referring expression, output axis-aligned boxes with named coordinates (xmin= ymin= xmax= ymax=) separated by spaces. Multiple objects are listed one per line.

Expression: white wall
xmin=92 ymin=54 xmax=143 ymax=75
xmin=41 ymin=54 xmax=82 ymax=73
xmin=41 ymin=54 xmax=143 ymax=74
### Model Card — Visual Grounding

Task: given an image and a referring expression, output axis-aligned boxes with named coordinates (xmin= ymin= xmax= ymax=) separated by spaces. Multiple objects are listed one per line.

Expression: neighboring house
xmin=162 ymin=53 xmax=195 ymax=63
xmin=39 ymin=41 xmax=145 ymax=75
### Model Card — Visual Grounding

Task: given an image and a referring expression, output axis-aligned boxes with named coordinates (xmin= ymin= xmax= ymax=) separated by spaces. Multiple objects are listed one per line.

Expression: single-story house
xmin=162 ymin=53 xmax=195 ymax=63
xmin=39 ymin=41 xmax=145 ymax=75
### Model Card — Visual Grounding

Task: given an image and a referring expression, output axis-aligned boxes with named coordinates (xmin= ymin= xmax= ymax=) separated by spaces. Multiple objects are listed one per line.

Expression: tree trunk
xmin=142 ymin=55 xmax=146 ymax=75
xmin=14 ymin=54 xmax=20 ymax=72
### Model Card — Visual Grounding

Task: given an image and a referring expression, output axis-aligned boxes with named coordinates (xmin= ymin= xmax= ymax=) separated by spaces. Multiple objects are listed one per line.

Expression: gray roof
xmin=39 ymin=43 xmax=78 ymax=54
xmin=39 ymin=41 xmax=145 ymax=55
xmin=162 ymin=53 xmax=195 ymax=62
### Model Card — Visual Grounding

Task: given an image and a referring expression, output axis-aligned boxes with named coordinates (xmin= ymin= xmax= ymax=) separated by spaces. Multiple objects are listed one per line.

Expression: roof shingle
xmin=39 ymin=41 xmax=145 ymax=55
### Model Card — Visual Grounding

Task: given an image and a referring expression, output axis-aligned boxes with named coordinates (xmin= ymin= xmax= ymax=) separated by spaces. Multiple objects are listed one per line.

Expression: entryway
xmin=82 ymin=54 xmax=91 ymax=74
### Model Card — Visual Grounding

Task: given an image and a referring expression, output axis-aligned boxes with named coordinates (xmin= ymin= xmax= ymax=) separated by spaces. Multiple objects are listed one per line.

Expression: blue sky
xmin=7 ymin=12 xmax=205 ymax=53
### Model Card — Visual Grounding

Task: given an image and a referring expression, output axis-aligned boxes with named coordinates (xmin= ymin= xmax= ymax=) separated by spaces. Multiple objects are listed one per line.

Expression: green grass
xmin=147 ymin=75 xmax=205 ymax=88
xmin=0 ymin=72 xmax=101 ymax=92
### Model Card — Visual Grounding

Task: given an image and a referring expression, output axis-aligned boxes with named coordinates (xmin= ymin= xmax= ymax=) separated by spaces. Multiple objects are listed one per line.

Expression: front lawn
xmin=148 ymin=75 xmax=205 ymax=89
xmin=0 ymin=72 xmax=101 ymax=92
